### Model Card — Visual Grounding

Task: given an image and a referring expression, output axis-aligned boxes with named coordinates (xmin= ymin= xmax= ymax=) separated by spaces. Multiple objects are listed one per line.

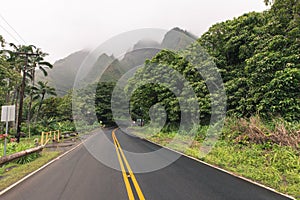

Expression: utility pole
xmin=15 ymin=52 xmax=38 ymax=143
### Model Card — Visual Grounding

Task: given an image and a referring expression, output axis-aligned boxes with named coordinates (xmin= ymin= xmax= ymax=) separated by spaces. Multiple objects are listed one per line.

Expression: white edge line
xmin=0 ymin=140 xmax=84 ymax=196
xmin=144 ymin=138 xmax=296 ymax=200
xmin=124 ymin=129 xmax=296 ymax=200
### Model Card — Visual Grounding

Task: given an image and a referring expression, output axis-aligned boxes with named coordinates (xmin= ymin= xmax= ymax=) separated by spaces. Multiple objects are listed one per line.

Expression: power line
xmin=0 ymin=13 xmax=26 ymax=44
xmin=0 ymin=23 xmax=22 ymax=45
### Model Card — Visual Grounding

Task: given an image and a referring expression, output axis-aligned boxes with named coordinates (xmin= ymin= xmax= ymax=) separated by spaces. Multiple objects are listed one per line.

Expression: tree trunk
xmin=16 ymin=65 xmax=27 ymax=143
xmin=0 ymin=145 xmax=43 ymax=165
xmin=27 ymin=68 xmax=35 ymax=136
xmin=35 ymin=93 xmax=45 ymax=123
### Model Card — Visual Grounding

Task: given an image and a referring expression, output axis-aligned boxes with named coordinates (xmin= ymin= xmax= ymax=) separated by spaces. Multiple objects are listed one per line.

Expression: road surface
xmin=0 ymin=128 xmax=293 ymax=200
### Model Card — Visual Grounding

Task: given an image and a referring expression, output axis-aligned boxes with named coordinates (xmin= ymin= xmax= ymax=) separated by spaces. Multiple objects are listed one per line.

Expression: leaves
xmin=197 ymin=1 xmax=300 ymax=120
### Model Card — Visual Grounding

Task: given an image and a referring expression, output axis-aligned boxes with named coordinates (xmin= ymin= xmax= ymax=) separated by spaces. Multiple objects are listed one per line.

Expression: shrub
xmin=14 ymin=152 xmax=40 ymax=164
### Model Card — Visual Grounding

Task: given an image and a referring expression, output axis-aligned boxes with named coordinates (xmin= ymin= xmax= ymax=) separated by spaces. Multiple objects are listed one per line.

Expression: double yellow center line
xmin=112 ymin=128 xmax=145 ymax=200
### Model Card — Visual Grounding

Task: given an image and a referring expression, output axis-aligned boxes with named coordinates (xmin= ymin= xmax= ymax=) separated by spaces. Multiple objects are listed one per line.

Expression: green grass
xmin=0 ymin=133 xmax=77 ymax=191
xmin=138 ymin=119 xmax=300 ymax=200
xmin=204 ymin=141 xmax=300 ymax=199
xmin=0 ymin=130 xmax=77 ymax=191
xmin=148 ymin=134 xmax=300 ymax=199
xmin=0 ymin=141 xmax=36 ymax=157
xmin=0 ymin=150 xmax=60 ymax=191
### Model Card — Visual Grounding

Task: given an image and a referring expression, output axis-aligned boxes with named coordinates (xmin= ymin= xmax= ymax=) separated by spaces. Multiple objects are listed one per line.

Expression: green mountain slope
xmin=38 ymin=27 xmax=197 ymax=95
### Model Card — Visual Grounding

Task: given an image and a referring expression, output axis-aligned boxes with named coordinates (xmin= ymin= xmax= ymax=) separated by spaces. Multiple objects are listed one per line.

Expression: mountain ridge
xmin=37 ymin=27 xmax=198 ymax=95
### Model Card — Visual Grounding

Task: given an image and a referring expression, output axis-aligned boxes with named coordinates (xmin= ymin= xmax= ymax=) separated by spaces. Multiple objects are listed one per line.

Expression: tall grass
xmin=143 ymin=116 xmax=300 ymax=199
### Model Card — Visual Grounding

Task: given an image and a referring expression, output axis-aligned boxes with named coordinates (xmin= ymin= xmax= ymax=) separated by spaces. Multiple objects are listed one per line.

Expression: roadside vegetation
xmin=0 ymin=150 xmax=60 ymax=191
xmin=143 ymin=116 xmax=300 ymax=199
xmin=0 ymin=0 xmax=298 ymax=198
xmin=96 ymin=0 xmax=299 ymax=198
xmin=0 ymin=139 xmax=34 ymax=153
xmin=0 ymin=25 xmax=93 ymax=190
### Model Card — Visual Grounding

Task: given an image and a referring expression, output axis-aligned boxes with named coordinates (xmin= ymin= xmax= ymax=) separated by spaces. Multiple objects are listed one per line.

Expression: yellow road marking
xmin=112 ymin=130 xmax=135 ymax=200
xmin=112 ymin=128 xmax=146 ymax=200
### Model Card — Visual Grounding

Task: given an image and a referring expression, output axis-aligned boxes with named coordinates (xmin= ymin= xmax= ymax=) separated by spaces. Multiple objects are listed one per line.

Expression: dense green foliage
xmin=198 ymin=0 xmax=299 ymax=120
xmin=117 ymin=5 xmax=300 ymax=198
xmin=0 ymin=53 xmax=21 ymax=106
xmin=127 ymin=50 xmax=196 ymax=125
xmin=0 ymin=0 xmax=298 ymax=197
xmin=0 ymin=39 xmax=75 ymax=138
xmin=126 ymin=0 xmax=299 ymax=125
xmin=95 ymin=82 xmax=116 ymax=125
xmin=21 ymin=91 xmax=75 ymax=135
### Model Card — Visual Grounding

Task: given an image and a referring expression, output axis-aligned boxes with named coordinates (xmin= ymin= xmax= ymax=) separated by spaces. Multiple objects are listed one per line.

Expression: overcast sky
xmin=0 ymin=0 xmax=268 ymax=63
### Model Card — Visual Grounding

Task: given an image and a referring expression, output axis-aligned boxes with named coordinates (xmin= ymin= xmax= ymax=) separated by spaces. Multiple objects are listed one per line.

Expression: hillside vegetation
xmin=92 ymin=1 xmax=300 ymax=198
xmin=128 ymin=0 xmax=299 ymax=123
xmin=0 ymin=0 xmax=299 ymax=198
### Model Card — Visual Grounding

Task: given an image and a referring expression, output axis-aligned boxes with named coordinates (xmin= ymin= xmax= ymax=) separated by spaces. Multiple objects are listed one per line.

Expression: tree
xmin=4 ymin=44 xmax=53 ymax=142
xmin=258 ymin=68 xmax=300 ymax=120
xmin=95 ymin=82 xmax=116 ymax=126
xmin=39 ymin=90 xmax=73 ymax=121
xmin=74 ymin=0 xmax=300 ymax=130
xmin=32 ymin=81 xmax=56 ymax=123
xmin=195 ymin=0 xmax=299 ymax=121
xmin=264 ymin=0 xmax=274 ymax=6
xmin=26 ymin=48 xmax=53 ymax=132
xmin=125 ymin=49 xmax=210 ymax=126
xmin=1 ymin=44 xmax=35 ymax=142
xmin=0 ymin=55 xmax=21 ymax=106
xmin=0 ymin=36 xmax=54 ymax=140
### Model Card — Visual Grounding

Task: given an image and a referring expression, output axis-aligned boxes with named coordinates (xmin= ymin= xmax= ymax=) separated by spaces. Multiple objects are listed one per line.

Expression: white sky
xmin=0 ymin=0 xmax=268 ymax=63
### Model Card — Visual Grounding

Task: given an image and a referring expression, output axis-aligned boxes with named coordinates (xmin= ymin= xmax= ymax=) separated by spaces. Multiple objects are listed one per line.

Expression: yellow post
xmin=53 ymin=131 xmax=56 ymax=141
xmin=41 ymin=132 xmax=44 ymax=145
xmin=41 ymin=130 xmax=61 ymax=145
xmin=45 ymin=132 xmax=48 ymax=144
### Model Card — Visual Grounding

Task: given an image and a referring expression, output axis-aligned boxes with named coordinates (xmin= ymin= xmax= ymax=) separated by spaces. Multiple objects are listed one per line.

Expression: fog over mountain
xmin=37 ymin=27 xmax=197 ymax=95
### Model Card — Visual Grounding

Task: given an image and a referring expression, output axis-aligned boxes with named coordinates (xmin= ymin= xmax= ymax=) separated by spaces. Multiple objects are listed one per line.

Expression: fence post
xmin=41 ymin=130 xmax=60 ymax=146
xmin=53 ymin=131 xmax=56 ymax=141
xmin=45 ymin=132 xmax=48 ymax=144
xmin=41 ymin=132 xmax=44 ymax=146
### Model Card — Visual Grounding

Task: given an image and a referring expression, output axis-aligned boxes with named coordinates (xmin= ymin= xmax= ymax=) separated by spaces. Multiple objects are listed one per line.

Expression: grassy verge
xmin=204 ymin=141 xmax=299 ymax=199
xmin=0 ymin=150 xmax=60 ymax=191
xmin=131 ymin=117 xmax=300 ymax=199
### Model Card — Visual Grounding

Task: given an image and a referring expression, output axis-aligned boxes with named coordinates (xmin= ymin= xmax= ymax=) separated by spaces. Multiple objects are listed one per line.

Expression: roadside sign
xmin=1 ymin=105 xmax=15 ymax=122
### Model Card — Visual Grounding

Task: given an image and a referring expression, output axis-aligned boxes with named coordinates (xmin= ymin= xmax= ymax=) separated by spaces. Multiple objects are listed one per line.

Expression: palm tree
xmin=32 ymin=81 xmax=56 ymax=122
xmin=3 ymin=44 xmax=34 ymax=142
xmin=2 ymin=43 xmax=25 ymax=106
xmin=3 ymin=43 xmax=52 ymax=142
xmin=27 ymin=48 xmax=53 ymax=133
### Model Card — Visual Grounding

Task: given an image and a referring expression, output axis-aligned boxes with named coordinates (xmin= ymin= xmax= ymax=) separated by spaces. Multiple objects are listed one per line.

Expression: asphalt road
xmin=0 ymin=128 xmax=293 ymax=200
